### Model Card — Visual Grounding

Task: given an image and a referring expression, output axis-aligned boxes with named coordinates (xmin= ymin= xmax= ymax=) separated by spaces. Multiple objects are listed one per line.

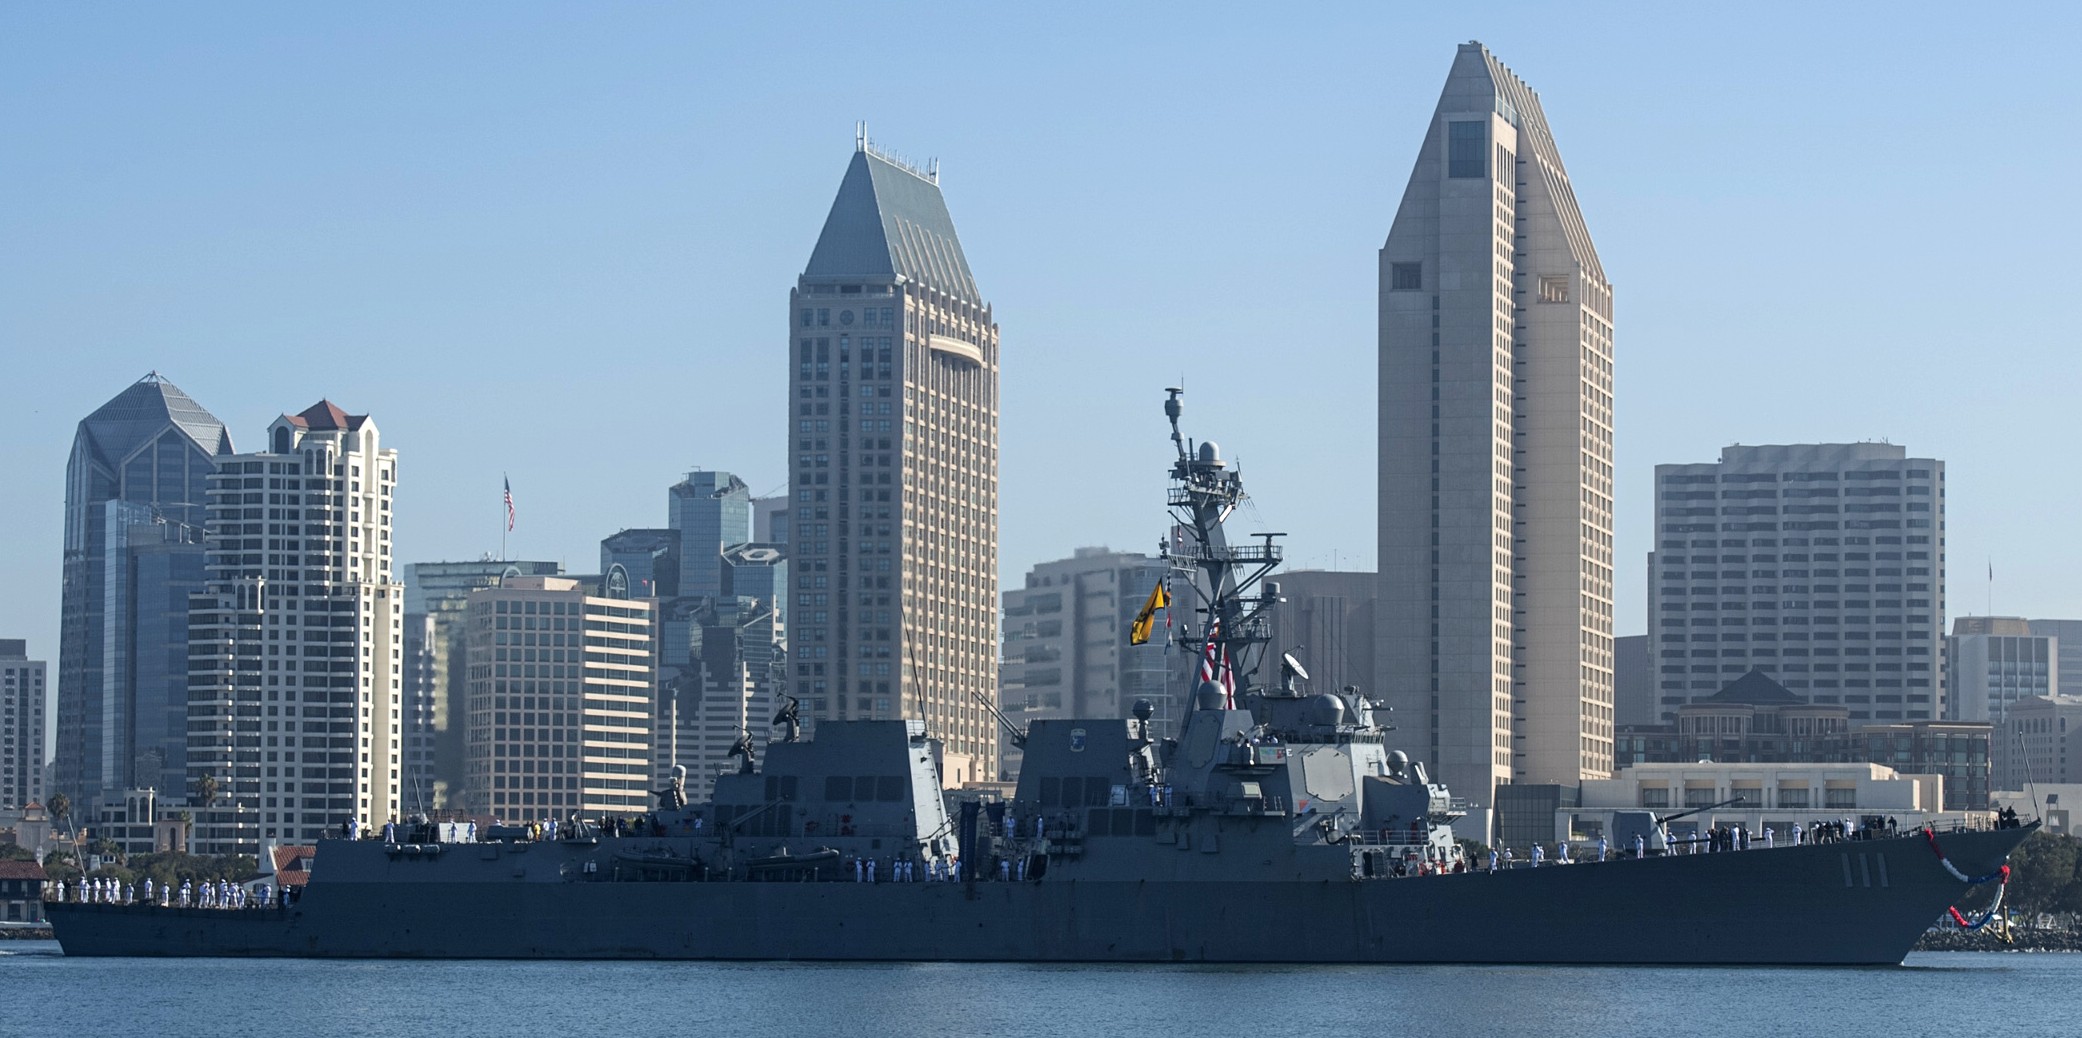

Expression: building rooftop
xmin=0 ymin=860 xmax=49 ymax=881
xmin=802 ymin=144 xmax=981 ymax=305
xmin=282 ymin=399 xmax=368 ymax=431
xmin=1697 ymin=669 xmax=1807 ymax=707
xmin=77 ymin=372 xmax=233 ymax=463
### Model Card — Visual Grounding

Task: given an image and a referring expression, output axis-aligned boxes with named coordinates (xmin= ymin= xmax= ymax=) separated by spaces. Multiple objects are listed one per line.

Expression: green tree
xmin=88 ymin=836 xmax=125 ymax=867
xmin=42 ymin=849 xmax=81 ymax=885
xmin=2005 ymin=832 xmax=2082 ymax=928
xmin=0 ymin=843 xmax=34 ymax=862
xmin=46 ymin=792 xmax=71 ymax=825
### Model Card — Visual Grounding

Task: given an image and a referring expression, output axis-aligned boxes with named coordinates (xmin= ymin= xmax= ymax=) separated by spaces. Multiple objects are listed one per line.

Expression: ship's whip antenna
xmin=1164 ymin=387 xmax=1186 ymax=461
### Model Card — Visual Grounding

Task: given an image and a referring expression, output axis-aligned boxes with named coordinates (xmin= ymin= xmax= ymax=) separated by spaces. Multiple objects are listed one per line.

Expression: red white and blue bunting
xmin=1925 ymin=827 xmax=2011 ymax=932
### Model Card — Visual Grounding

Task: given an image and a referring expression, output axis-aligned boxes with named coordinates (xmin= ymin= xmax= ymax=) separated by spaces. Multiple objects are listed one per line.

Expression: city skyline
xmin=5 ymin=7 xmax=2080 ymax=694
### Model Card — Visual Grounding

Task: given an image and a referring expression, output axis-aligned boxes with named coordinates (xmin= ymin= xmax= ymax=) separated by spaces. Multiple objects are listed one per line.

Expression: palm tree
xmin=46 ymin=792 xmax=70 ymax=825
xmin=194 ymin=772 xmax=219 ymax=811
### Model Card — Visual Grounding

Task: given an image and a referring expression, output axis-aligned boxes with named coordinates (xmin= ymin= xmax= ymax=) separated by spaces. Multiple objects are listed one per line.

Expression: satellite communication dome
xmin=1305 ymin=693 xmax=1347 ymax=727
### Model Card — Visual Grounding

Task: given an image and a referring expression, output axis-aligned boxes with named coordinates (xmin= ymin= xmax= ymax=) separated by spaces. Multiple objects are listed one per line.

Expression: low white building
xmin=1555 ymin=761 xmax=1964 ymax=847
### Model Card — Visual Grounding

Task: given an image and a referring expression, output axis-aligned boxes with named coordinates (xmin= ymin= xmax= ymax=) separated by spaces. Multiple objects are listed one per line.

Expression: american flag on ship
xmin=1200 ymin=616 xmax=1235 ymax=707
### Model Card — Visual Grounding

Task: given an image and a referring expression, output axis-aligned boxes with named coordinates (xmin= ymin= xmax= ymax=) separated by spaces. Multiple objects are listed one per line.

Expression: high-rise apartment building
xmin=789 ymin=138 xmax=1000 ymax=786
xmin=186 ymin=401 xmax=403 ymax=852
xmin=56 ymin=374 xmax=232 ymax=813
xmin=1 ymin=641 xmax=47 ymax=811
xmin=1646 ymin=443 xmax=1944 ymax=727
xmin=1948 ymin=617 xmax=2056 ymax=723
xmin=1000 ymin=548 xmax=1170 ymax=779
xmin=400 ymin=559 xmax=564 ymax=810
xmin=463 ymin=576 xmax=653 ymax=817
xmin=1378 ymin=43 xmax=1617 ymax=808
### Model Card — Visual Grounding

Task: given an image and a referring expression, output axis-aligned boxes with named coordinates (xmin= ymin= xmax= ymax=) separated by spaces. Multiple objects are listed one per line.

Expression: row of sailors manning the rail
xmin=49 ymin=875 xmax=301 ymax=909
xmin=846 ymin=857 xmax=1033 ymax=882
xmin=1485 ymin=817 xmax=1911 ymax=872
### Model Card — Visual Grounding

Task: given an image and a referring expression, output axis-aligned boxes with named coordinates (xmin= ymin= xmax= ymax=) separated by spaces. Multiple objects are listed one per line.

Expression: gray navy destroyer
xmin=49 ymin=392 xmax=2032 ymax=964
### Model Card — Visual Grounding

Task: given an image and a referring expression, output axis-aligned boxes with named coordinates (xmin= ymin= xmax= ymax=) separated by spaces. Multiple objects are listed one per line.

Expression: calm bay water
xmin=2 ymin=941 xmax=2077 ymax=1038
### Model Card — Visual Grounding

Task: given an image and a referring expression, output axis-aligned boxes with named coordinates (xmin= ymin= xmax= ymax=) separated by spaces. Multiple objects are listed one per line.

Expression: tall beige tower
xmin=788 ymin=138 xmax=1000 ymax=784
xmin=1378 ymin=43 xmax=1616 ymax=814
xmin=187 ymin=401 xmax=403 ymax=852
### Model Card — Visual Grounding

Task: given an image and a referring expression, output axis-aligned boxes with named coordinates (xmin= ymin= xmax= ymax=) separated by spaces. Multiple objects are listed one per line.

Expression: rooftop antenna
xmin=928 ymin=157 xmax=939 ymax=183
xmin=855 ymin=121 xmax=867 ymax=151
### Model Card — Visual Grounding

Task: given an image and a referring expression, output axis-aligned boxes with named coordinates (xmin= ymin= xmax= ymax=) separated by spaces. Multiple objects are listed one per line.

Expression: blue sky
xmin=4 ymin=2 xmax=2079 ymax=667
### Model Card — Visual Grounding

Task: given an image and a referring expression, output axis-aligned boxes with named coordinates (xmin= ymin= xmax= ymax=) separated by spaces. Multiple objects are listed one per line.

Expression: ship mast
xmin=1161 ymin=389 xmax=1283 ymax=707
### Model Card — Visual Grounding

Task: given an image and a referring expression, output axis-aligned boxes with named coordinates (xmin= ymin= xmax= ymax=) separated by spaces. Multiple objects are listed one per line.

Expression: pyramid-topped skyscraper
xmin=1377 ymin=44 xmax=1617 ymax=818
xmin=57 ymin=373 xmax=234 ymax=812
xmin=788 ymin=137 xmax=1000 ymax=784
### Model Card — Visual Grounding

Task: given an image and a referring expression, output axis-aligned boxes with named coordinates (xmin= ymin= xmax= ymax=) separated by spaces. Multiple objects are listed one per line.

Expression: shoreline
xmin=1915 ymin=930 xmax=2082 ymax=953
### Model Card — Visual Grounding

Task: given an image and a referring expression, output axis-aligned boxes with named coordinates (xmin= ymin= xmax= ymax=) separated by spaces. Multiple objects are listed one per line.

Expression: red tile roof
xmin=283 ymin=400 xmax=366 ymax=431
xmin=269 ymin=845 xmax=317 ymax=873
xmin=0 ymin=860 xmax=49 ymax=881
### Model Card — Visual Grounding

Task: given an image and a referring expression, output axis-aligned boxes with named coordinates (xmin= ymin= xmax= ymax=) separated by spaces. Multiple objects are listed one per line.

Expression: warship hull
xmin=48 ymin=824 xmax=2026 ymax=965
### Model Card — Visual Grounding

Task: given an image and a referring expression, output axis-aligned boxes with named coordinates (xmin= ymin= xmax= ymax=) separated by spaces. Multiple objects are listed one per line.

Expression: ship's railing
xmin=1344 ymin=830 xmax=1442 ymax=849
xmin=1162 ymin=539 xmax=1282 ymax=566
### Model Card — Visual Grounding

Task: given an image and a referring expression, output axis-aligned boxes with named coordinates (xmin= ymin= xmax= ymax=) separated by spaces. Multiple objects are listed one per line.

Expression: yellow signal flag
xmin=1129 ymin=580 xmax=1170 ymax=646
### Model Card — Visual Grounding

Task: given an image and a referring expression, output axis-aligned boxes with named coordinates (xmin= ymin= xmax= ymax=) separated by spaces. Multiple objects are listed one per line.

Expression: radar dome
xmin=1132 ymin=698 xmax=1156 ymax=721
xmin=1194 ymin=681 xmax=1226 ymax=711
xmin=1305 ymin=693 xmax=1346 ymax=727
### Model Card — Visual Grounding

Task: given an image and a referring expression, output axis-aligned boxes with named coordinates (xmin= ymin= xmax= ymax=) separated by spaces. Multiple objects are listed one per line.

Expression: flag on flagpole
xmin=504 ymin=476 xmax=516 ymax=532
xmin=1129 ymin=579 xmax=1170 ymax=645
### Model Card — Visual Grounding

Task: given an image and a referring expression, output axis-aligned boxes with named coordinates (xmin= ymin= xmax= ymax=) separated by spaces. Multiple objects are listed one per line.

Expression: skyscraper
xmin=1646 ymin=443 xmax=1945 ymax=723
xmin=56 ymin=373 xmax=232 ymax=813
xmin=186 ymin=401 xmax=402 ymax=852
xmin=1378 ymin=43 xmax=1617 ymax=810
xmin=1 ymin=640 xmax=47 ymax=812
xmin=789 ymin=137 xmax=1000 ymax=785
